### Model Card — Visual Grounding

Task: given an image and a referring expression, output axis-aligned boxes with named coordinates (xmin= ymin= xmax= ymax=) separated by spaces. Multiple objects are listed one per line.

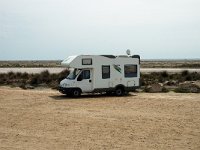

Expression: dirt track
xmin=0 ymin=87 xmax=200 ymax=150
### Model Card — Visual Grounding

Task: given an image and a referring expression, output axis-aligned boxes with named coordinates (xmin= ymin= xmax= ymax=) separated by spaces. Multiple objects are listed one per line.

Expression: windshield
xmin=66 ymin=69 xmax=81 ymax=80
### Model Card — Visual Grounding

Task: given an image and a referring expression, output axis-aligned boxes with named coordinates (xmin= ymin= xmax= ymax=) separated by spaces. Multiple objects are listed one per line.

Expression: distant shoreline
xmin=1 ymin=59 xmax=200 ymax=61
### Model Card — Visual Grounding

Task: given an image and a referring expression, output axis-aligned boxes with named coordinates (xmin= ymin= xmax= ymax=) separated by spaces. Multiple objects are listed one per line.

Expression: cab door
xmin=76 ymin=69 xmax=93 ymax=92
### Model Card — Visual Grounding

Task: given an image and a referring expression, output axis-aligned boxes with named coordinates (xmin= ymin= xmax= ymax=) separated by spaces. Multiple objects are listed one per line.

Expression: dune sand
xmin=0 ymin=87 xmax=200 ymax=150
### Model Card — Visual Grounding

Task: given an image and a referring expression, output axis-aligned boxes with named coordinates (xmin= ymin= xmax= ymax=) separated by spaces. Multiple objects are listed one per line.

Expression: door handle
xmin=89 ymin=80 xmax=92 ymax=82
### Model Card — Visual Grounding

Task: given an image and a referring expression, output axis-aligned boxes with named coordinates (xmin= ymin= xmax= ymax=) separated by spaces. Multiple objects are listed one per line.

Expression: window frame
xmin=124 ymin=64 xmax=137 ymax=78
xmin=82 ymin=70 xmax=90 ymax=79
xmin=82 ymin=58 xmax=92 ymax=65
xmin=102 ymin=65 xmax=110 ymax=79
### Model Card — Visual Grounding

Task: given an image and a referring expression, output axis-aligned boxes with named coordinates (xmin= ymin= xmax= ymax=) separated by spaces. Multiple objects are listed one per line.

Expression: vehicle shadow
xmin=50 ymin=93 xmax=137 ymax=100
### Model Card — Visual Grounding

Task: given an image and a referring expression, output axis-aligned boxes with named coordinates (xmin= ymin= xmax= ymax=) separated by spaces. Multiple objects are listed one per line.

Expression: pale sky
xmin=0 ymin=0 xmax=200 ymax=60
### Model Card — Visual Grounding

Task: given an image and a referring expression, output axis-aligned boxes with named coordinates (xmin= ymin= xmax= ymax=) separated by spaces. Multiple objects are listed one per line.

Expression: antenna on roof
xmin=126 ymin=49 xmax=131 ymax=56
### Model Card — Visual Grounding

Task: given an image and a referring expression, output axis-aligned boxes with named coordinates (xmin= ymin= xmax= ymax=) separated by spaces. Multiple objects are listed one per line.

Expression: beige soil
xmin=1 ymin=67 xmax=200 ymax=74
xmin=0 ymin=87 xmax=200 ymax=150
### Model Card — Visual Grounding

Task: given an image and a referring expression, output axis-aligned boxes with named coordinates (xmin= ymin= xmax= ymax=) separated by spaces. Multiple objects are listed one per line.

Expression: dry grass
xmin=0 ymin=87 xmax=200 ymax=150
xmin=0 ymin=60 xmax=61 ymax=68
xmin=141 ymin=60 xmax=200 ymax=68
xmin=0 ymin=69 xmax=69 ymax=89
xmin=0 ymin=70 xmax=200 ymax=92
xmin=141 ymin=71 xmax=200 ymax=85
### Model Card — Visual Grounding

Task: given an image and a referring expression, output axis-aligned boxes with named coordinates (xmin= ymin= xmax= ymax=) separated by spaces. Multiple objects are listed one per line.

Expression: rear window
xmin=124 ymin=65 xmax=137 ymax=77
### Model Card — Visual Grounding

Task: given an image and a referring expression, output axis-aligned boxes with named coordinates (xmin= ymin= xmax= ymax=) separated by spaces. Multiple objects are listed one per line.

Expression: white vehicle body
xmin=59 ymin=55 xmax=140 ymax=96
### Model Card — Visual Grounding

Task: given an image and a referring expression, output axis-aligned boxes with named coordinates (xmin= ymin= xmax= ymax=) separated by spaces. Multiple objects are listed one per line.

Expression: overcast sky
xmin=0 ymin=0 xmax=200 ymax=60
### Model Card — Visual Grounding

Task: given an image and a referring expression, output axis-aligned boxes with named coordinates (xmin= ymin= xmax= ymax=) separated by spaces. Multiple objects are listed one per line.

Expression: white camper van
xmin=59 ymin=54 xmax=140 ymax=96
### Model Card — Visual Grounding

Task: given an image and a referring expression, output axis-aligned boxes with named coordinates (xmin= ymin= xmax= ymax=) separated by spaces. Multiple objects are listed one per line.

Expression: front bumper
xmin=58 ymin=86 xmax=78 ymax=94
xmin=59 ymin=86 xmax=71 ymax=94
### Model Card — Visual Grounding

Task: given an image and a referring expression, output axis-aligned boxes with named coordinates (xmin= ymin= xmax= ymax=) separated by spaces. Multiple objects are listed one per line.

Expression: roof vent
xmin=126 ymin=49 xmax=131 ymax=55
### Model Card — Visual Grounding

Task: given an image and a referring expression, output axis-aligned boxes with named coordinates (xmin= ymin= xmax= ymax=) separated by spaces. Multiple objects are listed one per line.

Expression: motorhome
xmin=59 ymin=54 xmax=140 ymax=96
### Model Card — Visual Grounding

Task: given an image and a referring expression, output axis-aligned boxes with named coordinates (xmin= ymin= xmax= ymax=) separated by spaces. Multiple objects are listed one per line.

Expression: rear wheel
xmin=72 ymin=89 xmax=81 ymax=97
xmin=115 ymin=87 xmax=124 ymax=96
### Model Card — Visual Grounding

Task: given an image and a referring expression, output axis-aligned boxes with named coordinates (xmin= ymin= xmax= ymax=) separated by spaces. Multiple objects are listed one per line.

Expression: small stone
xmin=145 ymin=83 xmax=164 ymax=93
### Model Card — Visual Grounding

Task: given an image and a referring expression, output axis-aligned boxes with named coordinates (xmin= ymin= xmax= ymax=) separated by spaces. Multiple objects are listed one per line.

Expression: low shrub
xmin=161 ymin=71 xmax=169 ymax=78
xmin=0 ymin=71 xmax=49 ymax=87
xmin=29 ymin=74 xmax=40 ymax=85
xmin=141 ymin=71 xmax=200 ymax=86
xmin=175 ymin=82 xmax=200 ymax=93
xmin=162 ymin=87 xmax=169 ymax=93
xmin=19 ymin=83 xmax=27 ymax=90
xmin=58 ymin=69 xmax=69 ymax=82
xmin=181 ymin=70 xmax=189 ymax=76
xmin=8 ymin=71 xmax=16 ymax=79
xmin=40 ymin=70 xmax=51 ymax=84
xmin=0 ymin=69 xmax=199 ymax=92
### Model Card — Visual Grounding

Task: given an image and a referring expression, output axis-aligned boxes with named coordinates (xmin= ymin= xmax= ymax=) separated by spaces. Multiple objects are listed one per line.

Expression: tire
xmin=115 ymin=87 xmax=124 ymax=96
xmin=72 ymin=89 xmax=81 ymax=97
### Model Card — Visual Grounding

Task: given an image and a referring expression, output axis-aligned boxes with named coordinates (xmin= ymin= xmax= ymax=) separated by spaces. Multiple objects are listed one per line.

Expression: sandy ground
xmin=0 ymin=87 xmax=200 ymax=150
xmin=0 ymin=67 xmax=200 ymax=74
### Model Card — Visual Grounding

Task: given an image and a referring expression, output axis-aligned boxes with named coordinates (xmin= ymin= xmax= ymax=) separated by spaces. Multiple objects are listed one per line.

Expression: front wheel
xmin=115 ymin=88 xmax=124 ymax=96
xmin=72 ymin=89 xmax=81 ymax=97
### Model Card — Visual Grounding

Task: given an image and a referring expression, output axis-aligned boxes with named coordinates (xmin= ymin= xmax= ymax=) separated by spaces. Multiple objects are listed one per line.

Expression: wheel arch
xmin=115 ymin=84 xmax=125 ymax=91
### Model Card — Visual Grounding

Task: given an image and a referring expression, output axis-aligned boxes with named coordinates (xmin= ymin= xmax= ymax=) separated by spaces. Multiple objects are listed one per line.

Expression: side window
xmin=102 ymin=65 xmax=110 ymax=79
xmin=82 ymin=58 xmax=92 ymax=65
xmin=83 ymin=70 xmax=90 ymax=79
xmin=124 ymin=65 xmax=137 ymax=77
xmin=77 ymin=70 xmax=90 ymax=81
